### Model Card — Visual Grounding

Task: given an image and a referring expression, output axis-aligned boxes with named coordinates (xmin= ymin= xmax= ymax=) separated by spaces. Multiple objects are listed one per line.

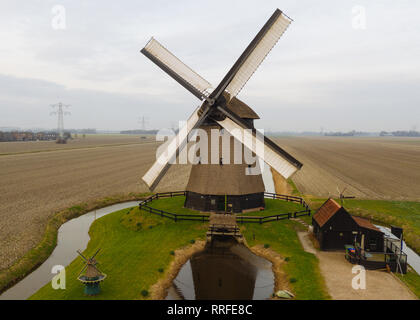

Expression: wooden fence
xmin=139 ymin=191 xmax=311 ymax=224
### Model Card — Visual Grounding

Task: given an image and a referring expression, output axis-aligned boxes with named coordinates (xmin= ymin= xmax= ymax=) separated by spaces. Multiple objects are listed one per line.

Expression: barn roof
xmin=224 ymin=93 xmax=260 ymax=119
xmin=313 ymin=198 xmax=383 ymax=233
xmin=312 ymin=198 xmax=342 ymax=227
xmin=352 ymin=216 xmax=382 ymax=233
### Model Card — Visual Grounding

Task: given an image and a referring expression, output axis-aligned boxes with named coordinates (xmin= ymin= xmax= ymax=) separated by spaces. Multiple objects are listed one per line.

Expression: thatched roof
xmin=186 ymin=163 xmax=265 ymax=195
xmin=85 ymin=264 xmax=101 ymax=278
xmin=224 ymin=92 xmax=260 ymax=119
xmin=186 ymin=125 xmax=265 ymax=195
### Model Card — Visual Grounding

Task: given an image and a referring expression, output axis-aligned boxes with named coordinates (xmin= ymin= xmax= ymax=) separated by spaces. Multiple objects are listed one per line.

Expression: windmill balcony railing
xmin=138 ymin=191 xmax=311 ymax=224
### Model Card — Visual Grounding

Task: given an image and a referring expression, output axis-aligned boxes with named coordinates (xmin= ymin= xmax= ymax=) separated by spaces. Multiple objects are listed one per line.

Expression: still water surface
xmin=166 ymin=238 xmax=274 ymax=300
xmin=0 ymin=201 xmax=139 ymax=300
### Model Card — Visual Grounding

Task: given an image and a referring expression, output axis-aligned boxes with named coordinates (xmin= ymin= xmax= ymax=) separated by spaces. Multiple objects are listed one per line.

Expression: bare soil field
xmin=0 ymin=135 xmax=190 ymax=270
xmin=2 ymin=135 xmax=419 ymax=272
xmin=0 ymin=134 xmax=154 ymax=155
xmin=273 ymin=137 xmax=420 ymax=201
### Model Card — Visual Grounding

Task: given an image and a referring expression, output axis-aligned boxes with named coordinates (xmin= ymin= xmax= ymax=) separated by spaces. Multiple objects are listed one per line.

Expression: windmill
xmin=50 ymin=102 xmax=70 ymax=144
xmin=76 ymin=249 xmax=107 ymax=296
xmin=336 ymin=186 xmax=355 ymax=206
xmin=141 ymin=9 xmax=302 ymax=213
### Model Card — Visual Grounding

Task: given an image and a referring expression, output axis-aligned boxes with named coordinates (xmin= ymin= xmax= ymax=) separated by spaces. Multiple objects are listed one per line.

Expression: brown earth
xmin=0 ymin=135 xmax=191 ymax=270
xmin=273 ymin=137 xmax=420 ymax=201
xmin=270 ymin=167 xmax=293 ymax=195
xmin=2 ymin=135 xmax=420 ymax=274
xmin=0 ymin=134 xmax=154 ymax=155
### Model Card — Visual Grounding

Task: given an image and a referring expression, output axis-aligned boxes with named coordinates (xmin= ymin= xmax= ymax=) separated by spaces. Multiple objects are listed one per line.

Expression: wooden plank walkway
xmin=207 ymin=213 xmax=242 ymax=238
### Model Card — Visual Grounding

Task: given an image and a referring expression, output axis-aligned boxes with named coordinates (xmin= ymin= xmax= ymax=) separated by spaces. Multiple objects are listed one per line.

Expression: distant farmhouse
xmin=0 ymin=131 xmax=58 ymax=142
xmin=312 ymin=199 xmax=384 ymax=251
xmin=380 ymin=130 xmax=420 ymax=137
xmin=120 ymin=129 xmax=158 ymax=135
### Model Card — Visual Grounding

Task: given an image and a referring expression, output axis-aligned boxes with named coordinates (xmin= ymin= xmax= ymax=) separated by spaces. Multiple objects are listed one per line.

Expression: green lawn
xmin=0 ymin=192 xmax=150 ymax=295
xmin=147 ymin=196 xmax=306 ymax=217
xmin=30 ymin=207 xmax=207 ymax=300
xmin=145 ymin=196 xmax=200 ymax=215
xmin=30 ymin=197 xmax=326 ymax=300
xmin=396 ymin=270 xmax=420 ymax=298
xmin=242 ymin=220 xmax=329 ymax=300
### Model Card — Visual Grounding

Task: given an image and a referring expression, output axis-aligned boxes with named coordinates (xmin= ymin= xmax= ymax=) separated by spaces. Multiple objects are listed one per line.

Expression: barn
xmin=312 ymin=199 xmax=384 ymax=251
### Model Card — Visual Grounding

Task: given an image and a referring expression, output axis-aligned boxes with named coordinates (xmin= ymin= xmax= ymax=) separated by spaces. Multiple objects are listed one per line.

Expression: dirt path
xmin=297 ymin=232 xmax=416 ymax=300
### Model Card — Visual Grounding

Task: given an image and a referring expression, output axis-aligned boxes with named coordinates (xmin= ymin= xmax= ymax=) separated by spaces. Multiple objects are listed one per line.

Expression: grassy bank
xmin=396 ymin=270 xmax=420 ymax=298
xmin=240 ymin=203 xmax=329 ymax=300
xmin=30 ymin=206 xmax=207 ymax=300
xmin=31 ymin=197 xmax=328 ymax=300
xmin=146 ymin=195 xmax=305 ymax=216
xmin=0 ymin=192 xmax=150 ymax=295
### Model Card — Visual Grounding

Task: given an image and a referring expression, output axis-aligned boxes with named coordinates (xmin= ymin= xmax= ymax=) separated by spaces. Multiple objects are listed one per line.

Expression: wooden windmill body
xmin=184 ymin=96 xmax=265 ymax=213
xmin=141 ymin=9 xmax=302 ymax=212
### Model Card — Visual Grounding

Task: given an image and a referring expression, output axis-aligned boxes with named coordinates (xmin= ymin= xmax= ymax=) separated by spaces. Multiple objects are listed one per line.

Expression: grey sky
xmin=0 ymin=0 xmax=419 ymax=132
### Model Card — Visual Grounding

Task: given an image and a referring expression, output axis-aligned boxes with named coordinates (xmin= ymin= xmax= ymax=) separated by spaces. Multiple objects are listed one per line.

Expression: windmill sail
xmin=142 ymin=105 xmax=205 ymax=190
xmin=140 ymin=8 xmax=302 ymax=190
xmin=141 ymin=38 xmax=212 ymax=100
xmin=211 ymin=9 xmax=291 ymax=100
xmin=216 ymin=116 xmax=300 ymax=179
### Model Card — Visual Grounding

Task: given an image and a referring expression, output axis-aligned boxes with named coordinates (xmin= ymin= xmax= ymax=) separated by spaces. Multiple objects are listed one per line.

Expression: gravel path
xmin=297 ymin=231 xmax=416 ymax=300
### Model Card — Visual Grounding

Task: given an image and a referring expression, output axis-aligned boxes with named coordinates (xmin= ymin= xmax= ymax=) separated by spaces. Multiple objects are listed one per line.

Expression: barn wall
xmin=184 ymin=191 xmax=264 ymax=213
xmin=355 ymin=228 xmax=384 ymax=252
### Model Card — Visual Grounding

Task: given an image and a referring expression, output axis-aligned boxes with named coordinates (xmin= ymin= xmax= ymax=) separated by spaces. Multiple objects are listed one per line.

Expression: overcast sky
xmin=0 ymin=1 xmax=419 ymax=132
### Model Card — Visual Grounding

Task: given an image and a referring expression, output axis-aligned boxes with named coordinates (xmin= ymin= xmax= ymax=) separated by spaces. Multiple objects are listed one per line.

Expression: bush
xmin=290 ymin=278 xmax=297 ymax=283
xmin=189 ymin=239 xmax=196 ymax=244
xmin=141 ymin=290 xmax=149 ymax=297
xmin=284 ymin=257 xmax=290 ymax=262
xmin=158 ymin=268 xmax=164 ymax=273
xmin=170 ymin=250 xmax=175 ymax=256
xmin=264 ymin=243 xmax=270 ymax=249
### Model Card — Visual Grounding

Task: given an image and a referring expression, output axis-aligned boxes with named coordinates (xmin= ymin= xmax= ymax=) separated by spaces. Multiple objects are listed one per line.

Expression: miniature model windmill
xmin=77 ymin=249 xmax=106 ymax=296
xmin=141 ymin=9 xmax=302 ymax=213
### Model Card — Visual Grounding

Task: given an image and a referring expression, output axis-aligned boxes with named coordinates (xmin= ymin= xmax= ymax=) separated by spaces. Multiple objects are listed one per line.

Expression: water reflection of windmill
xmin=140 ymin=9 xmax=302 ymax=213
xmin=76 ymin=248 xmax=107 ymax=296
xmin=50 ymin=102 xmax=70 ymax=144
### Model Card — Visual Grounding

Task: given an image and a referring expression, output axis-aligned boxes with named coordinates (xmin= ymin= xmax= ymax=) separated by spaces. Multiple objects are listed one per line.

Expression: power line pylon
xmin=50 ymin=102 xmax=71 ymax=143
